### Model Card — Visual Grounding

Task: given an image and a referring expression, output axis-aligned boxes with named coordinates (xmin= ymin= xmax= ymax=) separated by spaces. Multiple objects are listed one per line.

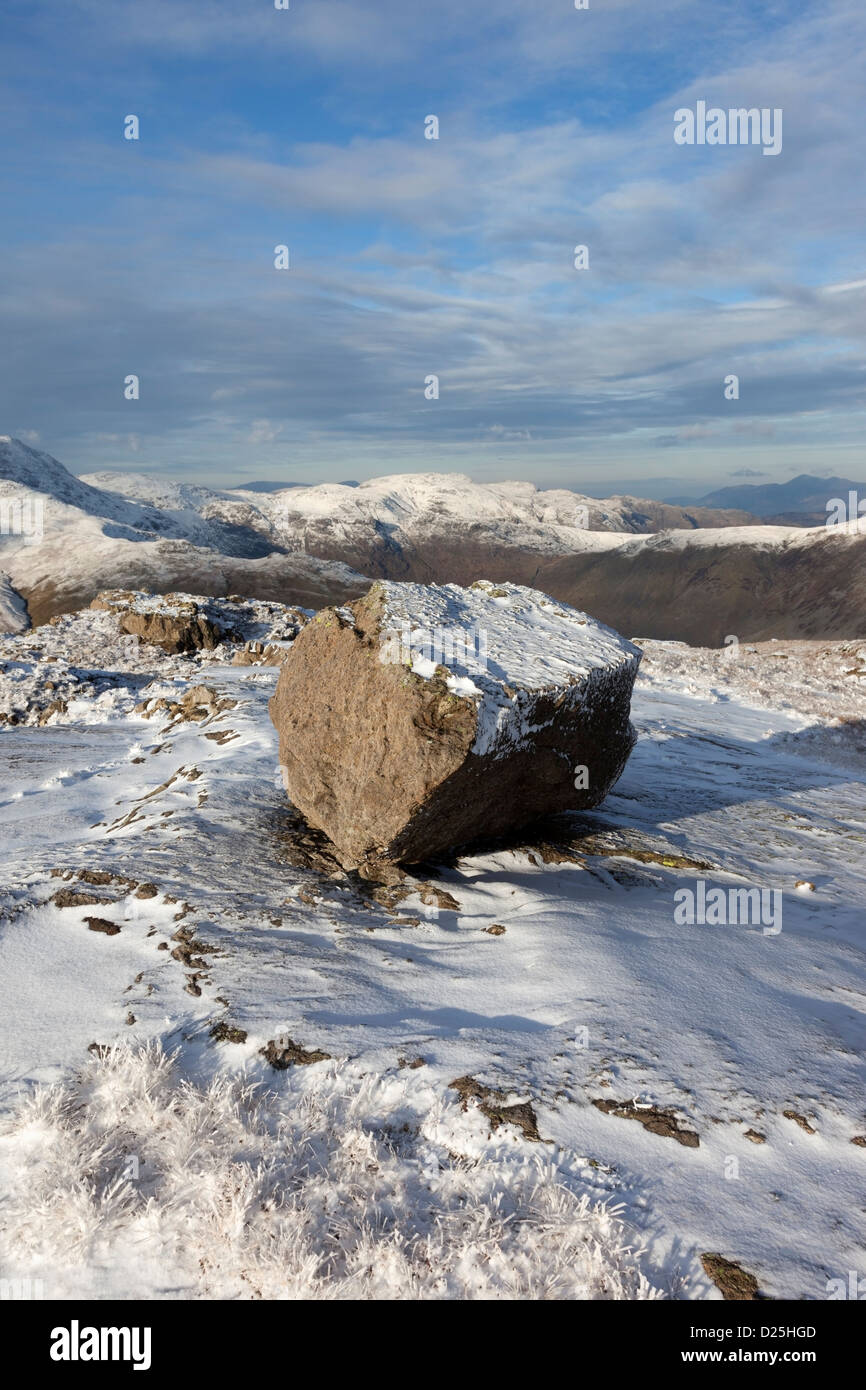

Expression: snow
xmin=378 ymin=579 xmax=640 ymax=755
xmin=0 ymin=598 xmax=865 ymax=1300
xmin=621 ymin=522 xmax=843 ymax=553
xmin=2 ymin=436 xmax=851 ymax=647
xmin=0 ymin=437 xmax=368 ymax=612
xmin=265 ymin=471 xmax=731 ymax=539
xmin=0 ymin=575 xmax=29 ymax=634
xmin=260 ymin=469 xmax=829 ymax=558
xmin=0 ymin=1043 xmax=661 ymax=1300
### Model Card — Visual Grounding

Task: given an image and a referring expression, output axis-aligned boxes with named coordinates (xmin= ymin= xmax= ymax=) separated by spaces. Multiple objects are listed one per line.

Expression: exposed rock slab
xmin=269 ymin=580 xmax=640 ymax=873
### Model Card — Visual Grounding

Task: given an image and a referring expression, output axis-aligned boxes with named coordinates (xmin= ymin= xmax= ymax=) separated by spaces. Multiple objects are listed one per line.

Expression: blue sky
xmin=1 ymin=0 xmax=864 ymax=491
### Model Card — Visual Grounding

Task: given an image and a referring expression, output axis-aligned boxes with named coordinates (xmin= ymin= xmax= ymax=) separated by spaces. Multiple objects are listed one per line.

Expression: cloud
xmin=247 ymin=420 xmax=284 ymax=445
xmin=1 ymin=0 xmax=864 ymax=485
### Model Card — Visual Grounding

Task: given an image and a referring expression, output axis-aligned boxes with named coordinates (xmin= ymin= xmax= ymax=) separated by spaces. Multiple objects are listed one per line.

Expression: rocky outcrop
xmin=91 ymin=590 xmax=229 ymax=653
xmin=231 ymin=640 xmax=293 ymax=666
xmin=269 ymin=580 xmax=640 ymax=874
xmin=135 ymin=683 xmax=236 ymax=723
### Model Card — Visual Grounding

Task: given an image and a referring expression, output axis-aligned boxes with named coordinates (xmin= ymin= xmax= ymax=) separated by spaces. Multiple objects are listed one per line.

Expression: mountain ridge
xmin=679 ymin=472 xmax=866 ymax=520
xmin=2 ymin=438 xmax=864 ymax=642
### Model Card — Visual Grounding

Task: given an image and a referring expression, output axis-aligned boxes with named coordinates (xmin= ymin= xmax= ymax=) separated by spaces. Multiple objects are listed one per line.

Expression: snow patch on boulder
xmin=378 ymin=579 xmax=640 ymax=757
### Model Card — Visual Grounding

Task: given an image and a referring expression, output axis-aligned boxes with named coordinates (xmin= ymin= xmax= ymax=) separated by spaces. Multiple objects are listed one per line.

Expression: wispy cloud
xmin=1 ymin=0 xmax=864 ymax=486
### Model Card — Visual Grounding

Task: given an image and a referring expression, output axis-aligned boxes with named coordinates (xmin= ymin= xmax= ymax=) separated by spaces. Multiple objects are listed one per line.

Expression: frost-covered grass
xmin=0 ymin=1043 xmax=661 ymax=1301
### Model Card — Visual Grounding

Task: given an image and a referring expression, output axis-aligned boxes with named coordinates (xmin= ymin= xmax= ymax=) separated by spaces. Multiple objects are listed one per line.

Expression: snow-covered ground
xmin=0 ymin=574 xmax=29 ymax=635
xmin=0 ymin=602 xmax=864 ymax=1300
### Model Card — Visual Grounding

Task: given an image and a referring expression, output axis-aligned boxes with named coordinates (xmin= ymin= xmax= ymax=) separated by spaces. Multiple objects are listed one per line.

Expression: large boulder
xmin=269 ymin=580 xmax=641 ymax=874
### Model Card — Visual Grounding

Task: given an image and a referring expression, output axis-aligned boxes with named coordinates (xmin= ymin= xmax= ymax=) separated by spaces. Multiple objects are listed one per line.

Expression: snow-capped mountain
xmin=0 ymin=437 xmax=368 ymax=625
xmin=95 ymin=467 xmax=758 ymax=538
xmin=2 ymin=437 xmax=865 ymax=643
xmin=255 ymin=474 xmax=866 ymax=645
